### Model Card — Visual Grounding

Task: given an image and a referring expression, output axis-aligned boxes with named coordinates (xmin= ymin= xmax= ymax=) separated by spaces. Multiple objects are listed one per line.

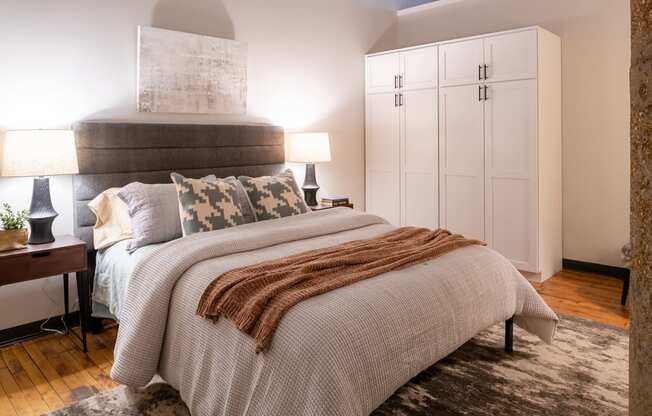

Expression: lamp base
xmin=302 ymin=163 xmax=320 ymax=207
xmin=27 ymin=177 xmax=58 ymax=245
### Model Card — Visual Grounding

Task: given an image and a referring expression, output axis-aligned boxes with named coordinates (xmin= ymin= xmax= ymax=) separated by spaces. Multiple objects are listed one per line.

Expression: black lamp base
xmin=27 ymin=177 xmax=58 ymax=245
xmin=302 ymin=163 xmax=320 ymax=207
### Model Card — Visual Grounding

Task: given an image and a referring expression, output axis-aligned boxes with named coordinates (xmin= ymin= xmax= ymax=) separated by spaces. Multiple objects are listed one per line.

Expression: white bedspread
xmin=111 ymin=208 xmax=558 ymax=416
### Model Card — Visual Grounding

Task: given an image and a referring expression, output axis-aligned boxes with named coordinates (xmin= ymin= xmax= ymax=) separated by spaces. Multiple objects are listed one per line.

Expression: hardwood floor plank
xmin=0 ymin=367 xmax=34 ymax=416
xmin=22 ymin=341 xmax=73 ymax=404
xmin=0 ymin=381 xmax=17 ymax=416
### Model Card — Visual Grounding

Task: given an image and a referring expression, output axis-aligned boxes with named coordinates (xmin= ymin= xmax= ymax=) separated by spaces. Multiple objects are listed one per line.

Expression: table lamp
xmin=1 ymin=129 xmax=79 ymax=244
xmin=287 ymin=132 xmax=331 ymax=206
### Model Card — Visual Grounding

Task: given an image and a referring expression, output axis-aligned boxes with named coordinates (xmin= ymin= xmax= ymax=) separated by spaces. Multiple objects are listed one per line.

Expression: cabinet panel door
xmin=484 ymin=30 xmax=537 ymax=83
xmin=439 ymin=84 xmax=484 ymax=240
xmin=485 ymin=80 xmax=538 ymax=271
xmin=439 ymin=39 xmax=484 ymax=87
xmin=367 ymin=53 xmax=400 ymax=94
xmin=402 ymin=88 xmax=438 ymax=228
xmin=366 ymin=92 xmax=401 ymax=225
xmin=401 ymin=46 xmax=437 ymax=90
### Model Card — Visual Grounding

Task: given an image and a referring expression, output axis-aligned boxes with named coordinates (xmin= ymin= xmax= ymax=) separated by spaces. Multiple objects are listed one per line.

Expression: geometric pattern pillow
xmin=238 ymin=169 xmax=310 ymax=221
xmin=171 ymin=173 xmax=248 ymax=236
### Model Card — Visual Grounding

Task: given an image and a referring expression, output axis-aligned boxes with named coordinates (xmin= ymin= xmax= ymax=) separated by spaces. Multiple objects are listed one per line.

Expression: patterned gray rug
xmin=47 ymin=316 xmax=627 ymax=416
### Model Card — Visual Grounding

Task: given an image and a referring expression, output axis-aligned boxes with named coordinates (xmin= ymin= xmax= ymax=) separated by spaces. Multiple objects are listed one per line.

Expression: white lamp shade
xmin=1 ymin=130 xmax=79 ymax=177
xmin=287 ymin=133 xmax=331 ymax=163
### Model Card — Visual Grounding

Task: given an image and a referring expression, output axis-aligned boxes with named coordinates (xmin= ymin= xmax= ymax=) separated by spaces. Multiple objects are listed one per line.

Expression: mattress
xmin=92 ymin=240 xmax=162 ymax=320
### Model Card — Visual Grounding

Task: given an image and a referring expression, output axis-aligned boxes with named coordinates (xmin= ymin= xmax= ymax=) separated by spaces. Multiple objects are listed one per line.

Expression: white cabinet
xmin=439 ymin=84 xmax=485 ymax=240
xmin=401 ymin=47 xmax=438 ymax=90
xmin=402 ymin=88 xmax=438 ymax=229
xmin=484 ymin=80 xmax=538 ymax=271
xmin=366 ymin=26 xmax=561 ymax=280
xmin=484 ymin=30 xmax=538 ymax=82
xmin=366 ymin=53 xmax=399 ymax=94
xmin=365 ymin=92 xmax=401 ymax=225
xmin=439 ymin=39 xmax=484 ymax=86
xmin=366 ymin=46 xmax=438 ymax=228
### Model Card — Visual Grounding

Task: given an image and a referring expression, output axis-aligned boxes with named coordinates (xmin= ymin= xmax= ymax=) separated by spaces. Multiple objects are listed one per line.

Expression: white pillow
xmin=87 ymin=188 xmax=132 ymax=250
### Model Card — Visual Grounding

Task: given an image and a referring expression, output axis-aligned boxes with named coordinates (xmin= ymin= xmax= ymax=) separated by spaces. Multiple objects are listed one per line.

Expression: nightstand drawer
xmin=0 ymin=245 xmax=86 ymax=286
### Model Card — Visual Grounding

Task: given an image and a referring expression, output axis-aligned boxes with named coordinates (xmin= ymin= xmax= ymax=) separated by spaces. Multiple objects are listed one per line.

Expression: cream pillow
xmin=88 ymin=188 xmax=132 ymax=250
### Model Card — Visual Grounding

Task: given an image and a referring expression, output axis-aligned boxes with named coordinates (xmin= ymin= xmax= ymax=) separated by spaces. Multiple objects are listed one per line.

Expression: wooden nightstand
xmin=0 ymin=235 xmax=90 ymax=352
xmin=311 ymin=203 xmax=354 ymax=211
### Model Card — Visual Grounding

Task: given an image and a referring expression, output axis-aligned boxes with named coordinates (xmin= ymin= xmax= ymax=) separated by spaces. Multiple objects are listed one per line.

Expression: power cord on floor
xmin=39 ymin=278 xmax=79 ymax=335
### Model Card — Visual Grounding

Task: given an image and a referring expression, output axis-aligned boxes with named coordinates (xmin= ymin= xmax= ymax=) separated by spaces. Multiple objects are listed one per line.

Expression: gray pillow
xmin=118 ymin=175 xmax=218 ymax=252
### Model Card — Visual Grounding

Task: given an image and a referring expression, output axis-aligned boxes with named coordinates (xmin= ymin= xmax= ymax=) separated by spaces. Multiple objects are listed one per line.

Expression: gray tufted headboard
xmin=72 ymin=122 xmax=285 ymax=252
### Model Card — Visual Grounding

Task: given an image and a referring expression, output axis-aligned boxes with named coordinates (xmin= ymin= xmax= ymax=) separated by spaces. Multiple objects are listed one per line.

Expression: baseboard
xmin=562 ymin=258 xmax=630 ymax=280
xmin=0 ymin=312 xmax=80 ymax=348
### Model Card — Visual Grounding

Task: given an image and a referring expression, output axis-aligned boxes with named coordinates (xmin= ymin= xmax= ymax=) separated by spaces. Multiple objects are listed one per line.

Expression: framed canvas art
xmin=137 ymin=26 xmax=247 ymax=114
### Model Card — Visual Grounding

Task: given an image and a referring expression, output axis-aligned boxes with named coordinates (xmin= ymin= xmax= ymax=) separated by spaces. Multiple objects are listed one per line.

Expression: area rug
xmin=46 ymin=315 xmax=627 ymax=416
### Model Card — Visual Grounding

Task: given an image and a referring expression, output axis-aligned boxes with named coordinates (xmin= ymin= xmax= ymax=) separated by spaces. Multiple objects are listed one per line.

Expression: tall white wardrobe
xmin=365 ymin=26 xmax=562 ymax=280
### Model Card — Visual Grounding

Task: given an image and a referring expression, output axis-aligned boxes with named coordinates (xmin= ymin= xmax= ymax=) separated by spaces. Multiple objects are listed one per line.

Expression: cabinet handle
xmin=32 ymin=251 xmax=51 ymax=258
xmin=395 ymin=93 xmax=399 ymax=107
xmin=399 ymin=93 xmax=403 ymax=106
xmin=394 ymin=75 xmax=399 ymax=89
xmin=399 ymin=75 xmax=403 ymax=88
xmin=478 ymin=85 xmax=482 ymax=101
xmin=484 ymin=64 xmax=488 ymax=80
xmin=478 ymin=65 xmax=482 ymax=81
xmin=484 ymin=85 xmax=488 ymax=100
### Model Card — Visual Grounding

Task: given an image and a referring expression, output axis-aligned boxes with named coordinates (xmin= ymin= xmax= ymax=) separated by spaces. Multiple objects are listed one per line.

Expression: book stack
xmin=320 ymin=196 xmax=350 ymax=207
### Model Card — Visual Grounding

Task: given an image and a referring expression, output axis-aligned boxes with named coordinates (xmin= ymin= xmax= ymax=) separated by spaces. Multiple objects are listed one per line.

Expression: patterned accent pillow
xmin=171 ymin=173 xmax=248 ymax=236
xmin=238 ymin=169 xmax=310 ymax=221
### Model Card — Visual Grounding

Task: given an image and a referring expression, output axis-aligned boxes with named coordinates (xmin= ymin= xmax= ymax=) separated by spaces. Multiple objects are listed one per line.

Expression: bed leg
xmin=505 ymin=317 xmax=514 ymax=353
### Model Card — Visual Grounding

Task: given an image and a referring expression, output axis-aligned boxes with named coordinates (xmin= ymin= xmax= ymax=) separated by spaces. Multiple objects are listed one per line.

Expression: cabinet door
xmin=401 ymin=88 xmax=438 ymax=228
xmin=439 ymin=85 xmax=485 ymax=240
xmin=484 ymin=30 xmax=537 ymax=83
xmin=439 ymin=39 xmax=484 ymax=87
xmin=366 ymin=92 xmax=401 ymax=225
xmin=485 ymin=80 xmax=538 ymax=271
xmin=401 ymin=46 xmax=437 ymax=90
xmin=367 ymin=53 xmax=400 ymax=94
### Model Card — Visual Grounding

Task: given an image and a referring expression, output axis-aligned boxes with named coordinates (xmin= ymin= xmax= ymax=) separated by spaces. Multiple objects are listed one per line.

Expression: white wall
xmin=385 ymin=0 xmax=631 ymax=267
xmin=0 ymin=0 xmax=396 ymax=330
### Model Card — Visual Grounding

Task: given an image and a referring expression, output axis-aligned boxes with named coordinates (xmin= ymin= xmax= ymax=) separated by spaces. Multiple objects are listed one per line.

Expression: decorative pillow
xmin=171 ymin=173 xmax=248 ymax=236
xmin=238 ymin=169 xmax=310 ymax=221
xmin=222 ymin=176 xmax=257 ymax=224
xmin=87 ymin=188 xmax=132 ymax=250
xmin=118 ymin=175 xmax=218 ymax=252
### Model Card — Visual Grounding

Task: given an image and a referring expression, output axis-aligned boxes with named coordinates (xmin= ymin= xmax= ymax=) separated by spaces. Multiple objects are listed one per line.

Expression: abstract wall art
xmin=137 ymin=26 xmax=247 ymax=114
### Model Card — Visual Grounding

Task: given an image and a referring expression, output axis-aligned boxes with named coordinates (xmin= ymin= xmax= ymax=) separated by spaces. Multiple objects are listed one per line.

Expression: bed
xmin=72 ymin=122 xmax=558 ymax=416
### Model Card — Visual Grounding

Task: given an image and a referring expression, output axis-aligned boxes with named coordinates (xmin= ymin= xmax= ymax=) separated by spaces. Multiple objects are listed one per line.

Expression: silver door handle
xmin=399 ymin=75 xmax=403 ymax=88
xmin=484 ymin=85 xmax=488 ymax=100
xmin=484 ymin=64 xmax=488 ymax=80
xmin=395 ymin=93 xmax=399 ymax=107
xmin=394 ymin=75 xmax=399 ymax=89
xmin=479 ymin=85 xmax=483 ymax=101
xmin=478 ymin=65 xmax=482 ymax=81
xmin=399 ymin=93 xmax=403 ymax=106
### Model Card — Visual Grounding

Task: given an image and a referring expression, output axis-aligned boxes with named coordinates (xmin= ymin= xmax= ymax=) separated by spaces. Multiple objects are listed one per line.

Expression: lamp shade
xmin=1 ymin=130 xmax=79 ymax=177
xmin=287 ymin=133 xmax=331 ymax=163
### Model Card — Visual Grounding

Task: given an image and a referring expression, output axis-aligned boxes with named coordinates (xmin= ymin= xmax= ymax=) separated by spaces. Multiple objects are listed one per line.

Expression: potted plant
xmin=0 ymin=203 xmax=29 ymax=251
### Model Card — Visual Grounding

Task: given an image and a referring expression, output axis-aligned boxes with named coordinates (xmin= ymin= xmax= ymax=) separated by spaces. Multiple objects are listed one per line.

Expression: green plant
xmin=0 ymin=203 xmax=28 ymax=230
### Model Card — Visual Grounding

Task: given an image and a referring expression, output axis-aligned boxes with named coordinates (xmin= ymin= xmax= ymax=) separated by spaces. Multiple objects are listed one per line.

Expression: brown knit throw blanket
xmin=196 ymin=227 xmax=485 ymax=352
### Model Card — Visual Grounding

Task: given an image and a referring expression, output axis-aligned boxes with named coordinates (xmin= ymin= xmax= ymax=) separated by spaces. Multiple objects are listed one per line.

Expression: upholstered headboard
xmin=72 ymin=122 xmax=285 ymax=251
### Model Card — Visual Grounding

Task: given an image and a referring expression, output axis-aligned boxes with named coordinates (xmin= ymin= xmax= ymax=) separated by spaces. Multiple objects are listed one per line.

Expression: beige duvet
xmin=111 ymin=208 xmax=558 ymax=416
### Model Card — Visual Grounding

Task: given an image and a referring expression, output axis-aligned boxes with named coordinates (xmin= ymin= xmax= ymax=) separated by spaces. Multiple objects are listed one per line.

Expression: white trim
xmin=397 ymin=0 xmax=466 ymax=17
xmin=366 ymin=26 xmax=546 ymax=57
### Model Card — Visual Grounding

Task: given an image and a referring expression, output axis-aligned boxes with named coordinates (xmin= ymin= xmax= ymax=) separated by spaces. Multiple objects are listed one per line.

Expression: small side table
xmin=0 ymin=235 xmax=89 ymax=352
xmin=311 ymin=203 xmax=354 ymax=211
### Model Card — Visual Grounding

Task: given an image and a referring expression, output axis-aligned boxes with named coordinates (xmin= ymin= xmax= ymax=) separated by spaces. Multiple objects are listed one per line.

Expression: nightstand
xmin=0 ymin=235 xmax=90 ymax=352
xmin=311 ymin=203 xmax=354 ymax=211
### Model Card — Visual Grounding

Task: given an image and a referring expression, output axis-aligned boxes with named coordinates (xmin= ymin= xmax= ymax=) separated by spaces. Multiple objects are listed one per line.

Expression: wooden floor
xmin=0 ymin=270 xmax=630 ymax=415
